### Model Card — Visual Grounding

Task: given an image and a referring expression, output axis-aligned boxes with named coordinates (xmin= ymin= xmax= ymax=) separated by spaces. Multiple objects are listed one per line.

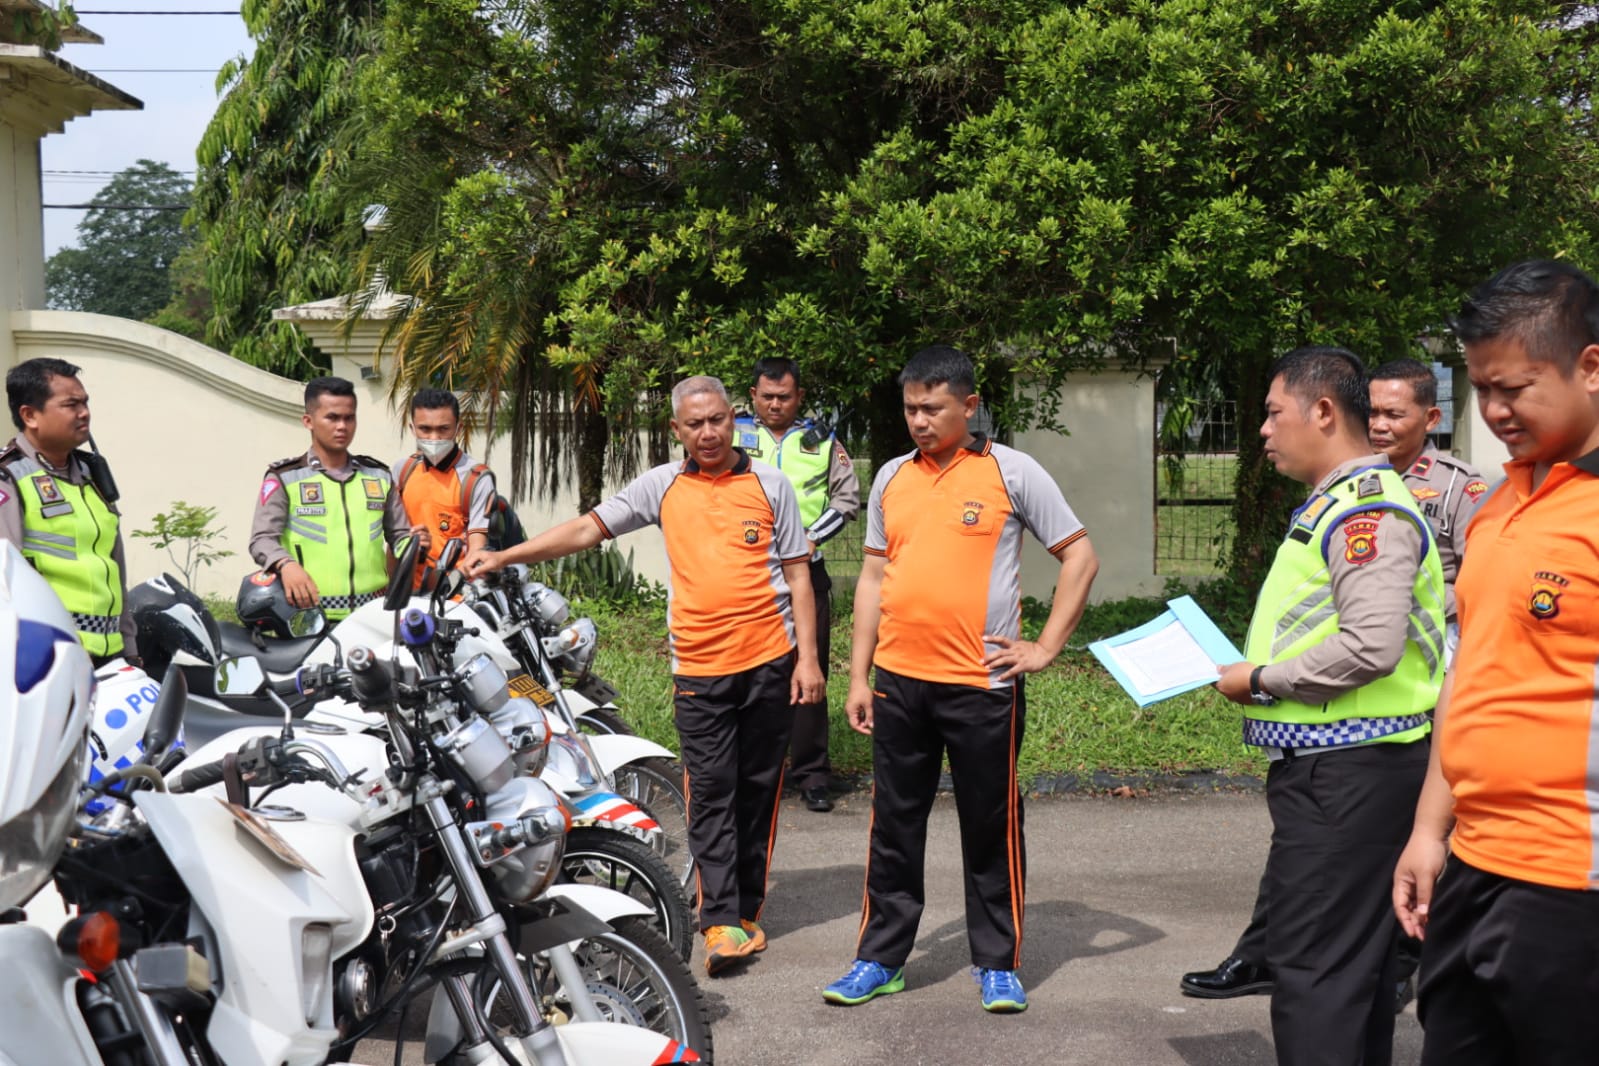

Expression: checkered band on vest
xmin=73 ymin=612 xmax=119 ymax=636
xmin=320 ymin=592 xmax=380 ymax=612
xmin=1242 ymin=712 xmax=1429 ymax=750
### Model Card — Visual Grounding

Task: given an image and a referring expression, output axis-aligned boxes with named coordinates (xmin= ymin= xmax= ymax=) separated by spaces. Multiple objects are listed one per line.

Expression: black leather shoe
xmin=1179 ymin=956 xmax=1273 ymax=999
xmin=802 ymin=786 xmax=834 ymax=813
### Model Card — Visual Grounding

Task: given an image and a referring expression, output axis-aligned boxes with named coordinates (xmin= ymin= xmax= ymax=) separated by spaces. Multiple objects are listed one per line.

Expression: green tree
xmin=45 ymin=160 xmax=193 ymax=321
xmin=190 ymin=0 xmax=385 ymax=377
xmin=133 ymin=501 xmax=235 ymax=590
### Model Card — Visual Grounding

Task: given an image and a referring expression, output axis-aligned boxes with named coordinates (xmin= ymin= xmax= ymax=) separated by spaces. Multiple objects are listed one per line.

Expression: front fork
xmin=423 ymin=795 xmax=569 ymax=1066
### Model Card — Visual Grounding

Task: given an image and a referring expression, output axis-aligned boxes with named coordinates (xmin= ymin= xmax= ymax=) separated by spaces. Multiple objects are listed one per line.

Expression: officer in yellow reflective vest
xmin=736 ymin=358 xmax=859 ymax=812
xmin=249 ymin=377 xmax=413 ymax=622
xmin=0 ymin=358 xmax=134 ymax=666
xmin=1214 ymin=347 xmax=1445 ymax=1066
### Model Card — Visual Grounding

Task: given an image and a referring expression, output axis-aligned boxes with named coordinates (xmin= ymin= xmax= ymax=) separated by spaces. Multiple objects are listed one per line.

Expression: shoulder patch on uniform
xmin=1342 ymin=510 xmax=1383 ymax=565
xmin=1464 ymin=480 xmax=1489 ymax=501
xmin=1293 ymin=494 xmax=1335 ymax=532
xmin=259 ymin=478 xmax=280 ymax=505
xmin=265 ymin=454 xmax=306 ymax=473
xmin=1407 ymin=456 xmax=1433 ymax=477
xmin=1356 ymin=472 xmax=1383 ymax=499
xmin=0 ymin=486 xmax=9 ymax=506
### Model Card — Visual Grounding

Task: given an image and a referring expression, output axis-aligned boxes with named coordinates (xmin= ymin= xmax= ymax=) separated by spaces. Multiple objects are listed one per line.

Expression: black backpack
xmin=486 ymin=494 xmax=526 ymax=551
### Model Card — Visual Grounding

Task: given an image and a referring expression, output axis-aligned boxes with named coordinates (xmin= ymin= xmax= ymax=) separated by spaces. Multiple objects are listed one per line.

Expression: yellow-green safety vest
xmin=735 ymin=416 xmax=832 ymax=528
xmin=273 ymin=461 xmax=393 ymax=621
xmin=1243 ymin=465 xmax=1445 ymax=748
xmin=5 ymin=454 xmax=123 ymax=658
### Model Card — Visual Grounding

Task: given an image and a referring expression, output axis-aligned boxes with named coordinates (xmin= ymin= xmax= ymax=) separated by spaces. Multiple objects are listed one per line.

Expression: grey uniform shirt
xmin=1400 ymin=445 xmax=1486 ymax=623
xmin=0 ymin=436 xmax=136 ymax=654
xmin=249 ymin=451 xmax=411 ymax=572
xmin=1258 ymin=455 xmax=1428 ymax=706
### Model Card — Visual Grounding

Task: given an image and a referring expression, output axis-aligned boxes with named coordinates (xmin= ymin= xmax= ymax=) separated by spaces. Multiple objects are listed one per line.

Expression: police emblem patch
xmin=1411 ymin=487 xmax=1440 ymax=500
xmin=1529 ymin=570 xmax=1569 ymax=620
xmin=299 ymin=482 xmax=323 ymax=505
xmin=363 ymin=479 xmax=385 ymax=500
xmin=1464 ymin=480 xmax=1489 ymax=501
xmin=1342 ymin=512 xmax=1383 ymax=564
xmin=961 ymin=500 xmax=984 ymax=526
xmin=250 ymin=571 xmax=278 ymax=587
xmin=35 ymin=476 xmax=60 ymax=504
xmin=744 ymin=528 xmax=759 ymax=545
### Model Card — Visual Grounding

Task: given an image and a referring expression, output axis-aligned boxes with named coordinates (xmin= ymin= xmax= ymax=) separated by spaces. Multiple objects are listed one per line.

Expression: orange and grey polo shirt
xmin=589 ymin=450 xmax=809 ymax=677
xmin=393 ymin=447 xmax=496 ymax=567
xmin=1444 ymin=447 xmax=1599 ymax=890
xmin=866 ymin=436 xmax=1086 ymax=689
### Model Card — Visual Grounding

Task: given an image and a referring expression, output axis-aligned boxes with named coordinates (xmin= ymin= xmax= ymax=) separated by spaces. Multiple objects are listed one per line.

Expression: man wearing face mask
xmin=394 ymin=389 xmax=497 ymax=581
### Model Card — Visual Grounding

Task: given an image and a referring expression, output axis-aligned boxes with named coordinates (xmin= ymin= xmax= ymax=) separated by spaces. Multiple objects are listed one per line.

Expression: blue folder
xmin=1088 ymin=595 xmax=1245 ymax=708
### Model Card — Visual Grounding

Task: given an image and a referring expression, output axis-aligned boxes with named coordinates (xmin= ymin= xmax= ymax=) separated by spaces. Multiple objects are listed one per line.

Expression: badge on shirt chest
xmin=35 ymin=475 xmax=61 ymax=504
xmin=960 ymin=501 xmax=984 ymax=526
xmin=1529 ymin=570 xmax=1569 ymax=621
xmin=299 ymin=482 xmax=323 ymax=505
xmin=363 ymin=479 xmax=385 ymax=500
xmin=740 ymin=520 xmax=762 ymax=545
xmin=739 ymin=433 xmax=762 ymax=458
xmin=1411 ymin=487 xmax=1440 ymax=501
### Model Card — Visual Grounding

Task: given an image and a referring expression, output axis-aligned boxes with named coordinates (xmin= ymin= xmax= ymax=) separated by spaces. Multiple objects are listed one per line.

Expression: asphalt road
xmin=359 ymin=791 xmax=1425 ymax=1065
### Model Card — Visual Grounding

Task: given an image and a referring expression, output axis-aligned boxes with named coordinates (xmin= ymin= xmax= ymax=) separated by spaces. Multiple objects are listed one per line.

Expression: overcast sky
xmin=43 ymin=6 xmax=254 ymax=255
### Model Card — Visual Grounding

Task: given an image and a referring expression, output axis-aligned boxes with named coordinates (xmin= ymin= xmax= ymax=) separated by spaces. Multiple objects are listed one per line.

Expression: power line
xmin=42 ymin=203 xmax=189 ymax=210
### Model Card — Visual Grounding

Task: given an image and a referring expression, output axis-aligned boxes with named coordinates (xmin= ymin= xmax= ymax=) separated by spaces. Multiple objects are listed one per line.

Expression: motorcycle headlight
xmin=524 ymin=583 xmax=570 ymax=628
xmin=480 ymin=777 xmax=567 ymax=903
xmin=542 ymin=618 xmax=597 ymax=680
xmin=488 ymin=697 xmax=551 ymax=777
xmin=0 ymin=744 xmax=84 ymax=910
xmin=456 ymin=653 xmax=510 ymax=714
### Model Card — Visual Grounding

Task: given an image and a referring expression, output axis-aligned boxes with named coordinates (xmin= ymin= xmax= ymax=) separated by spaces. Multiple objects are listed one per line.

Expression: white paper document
xmin=1099 ymin=621 xmax=1222 ymax=698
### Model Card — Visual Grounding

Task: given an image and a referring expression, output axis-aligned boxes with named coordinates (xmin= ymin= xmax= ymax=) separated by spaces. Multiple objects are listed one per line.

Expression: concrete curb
xmin=811 ymin=769 xmax=1266 ymax=797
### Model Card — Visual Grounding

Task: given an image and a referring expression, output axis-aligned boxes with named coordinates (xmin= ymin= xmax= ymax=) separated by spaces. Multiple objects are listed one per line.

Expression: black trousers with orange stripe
xmin=673 ymin=652 xmax=796 ymax=931
xmin=857 ymin=667 xmax=1026 ymax=972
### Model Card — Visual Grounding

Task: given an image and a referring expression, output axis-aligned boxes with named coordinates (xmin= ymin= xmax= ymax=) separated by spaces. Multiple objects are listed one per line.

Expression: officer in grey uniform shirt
xmin=1182 ymin=356 xmax=1478 ymax=1011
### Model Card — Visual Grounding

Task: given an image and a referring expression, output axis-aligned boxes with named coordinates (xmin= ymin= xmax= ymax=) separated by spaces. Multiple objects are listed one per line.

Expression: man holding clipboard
xmin=1211 ymin=347 xmax=1446 ymax=1066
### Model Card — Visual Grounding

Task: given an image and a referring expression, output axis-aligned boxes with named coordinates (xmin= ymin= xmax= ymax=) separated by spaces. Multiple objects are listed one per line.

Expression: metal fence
xmin=1155 ymin=401 xmax=1237 ymax=576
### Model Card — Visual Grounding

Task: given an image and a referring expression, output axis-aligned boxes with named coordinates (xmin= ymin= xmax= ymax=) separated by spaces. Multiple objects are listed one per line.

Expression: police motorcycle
xmin=0 ymin=540 xmax=387 ymax=1066
xmin=129 ymin=558 xmax=694 ymax=952
xmin=157 ymin=546 xmax=709 ymax=1063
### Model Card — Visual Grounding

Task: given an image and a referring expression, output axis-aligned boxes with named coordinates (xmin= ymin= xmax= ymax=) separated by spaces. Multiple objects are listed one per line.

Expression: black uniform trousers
xmin=1233 ymin=864 xmax=1423 ymax=986
xmin=788 ymin=558 xmax=833 ymax=790
xmin=1263 ymin=739 xmax=1426 ymax=1066
xmin=673 ymin=652 xmax=796 ymax=931
xmin=856 ymin=667 xmax=1026 ymax=972
xmin=1418 ymin=858 xmax=1599 ymax=1066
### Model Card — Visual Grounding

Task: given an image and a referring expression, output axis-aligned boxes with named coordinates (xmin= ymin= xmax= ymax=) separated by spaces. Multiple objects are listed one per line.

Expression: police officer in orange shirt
xmin=392 ymin=388 xmax=497 ymax=583
xmin=1394 ymin=260 xmax=1599 ymax=1066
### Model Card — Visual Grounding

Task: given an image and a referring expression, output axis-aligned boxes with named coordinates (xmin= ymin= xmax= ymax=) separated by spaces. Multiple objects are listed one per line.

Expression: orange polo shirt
xmin=589 ymin=451 xmax=809 ymax=677
xmin=1445 ymin=449 xmax=1599 ymax=890
xmin=865 ymin=437 xmax=1086 ymax=689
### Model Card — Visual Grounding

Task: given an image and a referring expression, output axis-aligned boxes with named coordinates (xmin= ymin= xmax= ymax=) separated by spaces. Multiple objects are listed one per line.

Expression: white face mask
xmin=416 ymin=438 xmax=455 ymax=463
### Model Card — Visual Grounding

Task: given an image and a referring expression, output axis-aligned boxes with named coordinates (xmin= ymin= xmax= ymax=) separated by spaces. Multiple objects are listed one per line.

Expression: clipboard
xmin=1088 ymin=595 xmax=1244 ymax=708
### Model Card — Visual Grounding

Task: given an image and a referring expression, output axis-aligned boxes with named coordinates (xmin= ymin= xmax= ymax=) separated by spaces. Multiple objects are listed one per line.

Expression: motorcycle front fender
xmin=557 ymin=1021 xmax=701 ymax=1064
xmin=542 ymin=883 xmax=653 ymax=925
xmin=0 ymin=925 xmax=103 ymax=1066
xmin=585 ymin=734 xmax=676 ymax=778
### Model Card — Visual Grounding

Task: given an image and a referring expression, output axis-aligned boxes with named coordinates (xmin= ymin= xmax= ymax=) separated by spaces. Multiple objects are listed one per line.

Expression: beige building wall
xmin=1013 ymin=370 xmax=1162 ymax=604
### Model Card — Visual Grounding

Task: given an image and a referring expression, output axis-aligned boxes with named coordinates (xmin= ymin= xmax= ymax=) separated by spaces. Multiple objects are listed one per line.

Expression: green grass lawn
xmin=584 ymin=599 xmax=1266 ymax=784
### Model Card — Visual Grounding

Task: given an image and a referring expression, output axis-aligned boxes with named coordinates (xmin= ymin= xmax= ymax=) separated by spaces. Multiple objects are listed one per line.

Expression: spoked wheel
xmin=608 ymin=756 xmax=692 ymax=888
xmin=530 ymin=916 xmax=714 ymax=1062
xmin=559 ymin=828 xmax=694 ymax=960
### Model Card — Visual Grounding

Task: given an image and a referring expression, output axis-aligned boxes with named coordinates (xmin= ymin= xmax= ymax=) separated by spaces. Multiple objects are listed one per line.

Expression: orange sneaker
xmin=704 ymin=925 xmax=756 ymax=975
xmin=740 ymin=919 xmax=767 ymax=953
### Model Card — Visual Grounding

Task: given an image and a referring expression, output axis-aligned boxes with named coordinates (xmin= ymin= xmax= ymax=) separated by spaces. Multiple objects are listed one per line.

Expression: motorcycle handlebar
xmin=169 ymin=760 xmax=226 ymax=794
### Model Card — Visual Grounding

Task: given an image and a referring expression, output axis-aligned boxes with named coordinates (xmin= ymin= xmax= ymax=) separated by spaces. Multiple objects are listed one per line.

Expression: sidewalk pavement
xmin=364 ymin=791 xmax=1425 ymax=1065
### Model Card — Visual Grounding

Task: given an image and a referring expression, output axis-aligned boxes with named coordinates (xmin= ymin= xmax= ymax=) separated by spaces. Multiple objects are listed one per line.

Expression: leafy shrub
xmin=532 ymin=544 xmax=667 ymax=611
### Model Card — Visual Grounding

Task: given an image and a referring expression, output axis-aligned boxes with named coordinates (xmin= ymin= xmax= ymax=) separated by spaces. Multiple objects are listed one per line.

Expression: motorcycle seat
xmin=216 ymin=622 xmax=327 ymax=675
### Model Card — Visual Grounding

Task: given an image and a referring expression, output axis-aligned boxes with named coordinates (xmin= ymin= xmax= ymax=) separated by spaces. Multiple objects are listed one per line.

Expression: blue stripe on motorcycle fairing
xmin=572 ymin=791 xmax=627 ymax=811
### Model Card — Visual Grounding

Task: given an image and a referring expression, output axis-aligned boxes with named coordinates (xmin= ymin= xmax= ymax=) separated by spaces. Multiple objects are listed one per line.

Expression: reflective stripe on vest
xmin=275 ymin=465 xmax=391 ymax=621
xmin=8 ymin=458 xmax=123 ymax=657
xmin=734 ymin=417 xmax=832 ymax=528
xmin=1242 ymin=465 xmax=1445 ymax=746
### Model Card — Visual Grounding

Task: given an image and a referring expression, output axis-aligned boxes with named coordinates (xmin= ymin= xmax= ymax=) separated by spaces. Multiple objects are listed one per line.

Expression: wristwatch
xmin=1249 ymin=666 xmax=1278 ymax=707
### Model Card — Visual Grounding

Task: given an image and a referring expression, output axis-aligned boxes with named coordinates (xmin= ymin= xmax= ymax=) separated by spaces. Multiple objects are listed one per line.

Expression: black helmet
xmin=129 ymin=573 xmax=222 ymax=677
xmin=237 ymin=571 xmax=297 ymax=638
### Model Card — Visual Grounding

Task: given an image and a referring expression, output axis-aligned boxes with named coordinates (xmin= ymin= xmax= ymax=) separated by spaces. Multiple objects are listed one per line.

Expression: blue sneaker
xmin=822 ymin=959 xmax=905 ymax=1005
xmin=974 ymin=967 xmax=1028 ymax=1013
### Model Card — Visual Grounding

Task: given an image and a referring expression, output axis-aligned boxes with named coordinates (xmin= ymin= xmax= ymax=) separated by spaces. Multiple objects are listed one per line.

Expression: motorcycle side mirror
xmin=436 ymin=538 xmax=465 ymax=575
xmin=140 ymin=662 xmax=188 ymax=764
xmin=384 ymin=536 xmax=422 ymax=611
xmin=289 ymin=607 xmax=326 ymax=638
xmin=433 ymin=565 xmax=465 ymax=606
xmin=214 ymin=655 xmax=267 ymax=698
